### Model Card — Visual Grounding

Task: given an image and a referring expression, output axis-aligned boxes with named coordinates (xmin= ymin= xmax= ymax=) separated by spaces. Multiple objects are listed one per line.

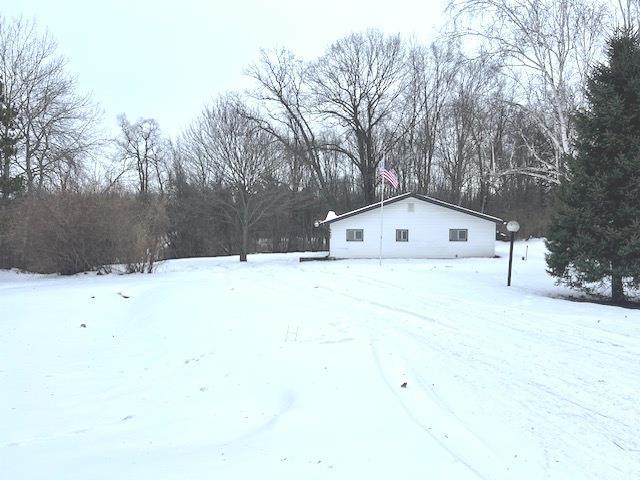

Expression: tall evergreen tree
xmin=0 ymin=80 xmax=22 ymax=200
xmin=546 ymin=29 xmax=640 ymax=303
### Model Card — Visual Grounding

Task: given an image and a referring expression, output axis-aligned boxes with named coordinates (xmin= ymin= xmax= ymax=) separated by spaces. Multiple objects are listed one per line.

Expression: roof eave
xmin=320 ymin=192 xmax=503 ymax=225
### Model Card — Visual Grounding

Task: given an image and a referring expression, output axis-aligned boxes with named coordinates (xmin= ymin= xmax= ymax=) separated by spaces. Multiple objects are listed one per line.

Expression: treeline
xmin=0 ymin=1 xmax=627 ymax=272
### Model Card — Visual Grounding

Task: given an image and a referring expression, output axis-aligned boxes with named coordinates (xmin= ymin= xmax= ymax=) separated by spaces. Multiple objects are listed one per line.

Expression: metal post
xmin=379 ymin=182 xmax=385 ymax=266
xmin=507 ymin=231 xmax=515 ymax=286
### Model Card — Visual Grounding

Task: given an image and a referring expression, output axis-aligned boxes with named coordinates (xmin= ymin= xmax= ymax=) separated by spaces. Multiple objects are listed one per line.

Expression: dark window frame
xmin=396 ymin=229 xmax=409 ymax=242
xmin=449 ymin=229 xmax=468 ymax=242
xmin=346 ymin=229 xmax=364 ymax=242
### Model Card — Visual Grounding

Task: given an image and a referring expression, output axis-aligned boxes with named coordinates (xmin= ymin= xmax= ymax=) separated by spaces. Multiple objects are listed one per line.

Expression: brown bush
xmin=122 ymin=199 xmax=168 ymax=274
xmin=5 ymin=191 xmax=168 ymax=275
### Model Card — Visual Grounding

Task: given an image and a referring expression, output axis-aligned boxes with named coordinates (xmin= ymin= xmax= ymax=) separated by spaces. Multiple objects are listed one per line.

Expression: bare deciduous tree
xmin=397 ymin=40 xmax=459 ymax=193
xmin=188 ymin=96 xmax=285 ymax=261
xmin=449 ymin=0 xmax=608 ymax=183
xmin=618 ymin=0 xmax=640 ymax=29
xmin=116 ymin=115 xmax=167 ymax=197
xmin=246 ymin=49 xmax=336 ymax=203
xmin=0 ymin=16 xmax=100 ymax=192
xmin=309 ymin=30 xmax=407 ymax=203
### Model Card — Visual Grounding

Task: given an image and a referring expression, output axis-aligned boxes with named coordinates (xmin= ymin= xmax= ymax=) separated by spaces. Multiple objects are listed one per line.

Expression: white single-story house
xmin=319 ymin=192 xmax=503 ymax=259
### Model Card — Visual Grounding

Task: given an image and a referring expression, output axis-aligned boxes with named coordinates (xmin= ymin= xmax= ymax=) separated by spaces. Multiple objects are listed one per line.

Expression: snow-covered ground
xmin=1 ymin=239 xmax=639 ymax=480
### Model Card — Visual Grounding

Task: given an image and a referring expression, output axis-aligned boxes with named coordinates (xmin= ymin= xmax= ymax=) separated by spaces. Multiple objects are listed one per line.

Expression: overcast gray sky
xmin=6 ymin=0 xmax=446 ymax=137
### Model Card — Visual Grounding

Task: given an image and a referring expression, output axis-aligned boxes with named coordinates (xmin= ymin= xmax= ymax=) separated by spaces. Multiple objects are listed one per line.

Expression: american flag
xmin=379 ymin=161 xmax=399 ymax=189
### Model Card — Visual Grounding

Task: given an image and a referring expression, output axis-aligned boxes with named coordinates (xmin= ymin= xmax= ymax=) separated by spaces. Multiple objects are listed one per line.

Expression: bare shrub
xmin=8 ymin=192 xmax=120 ymax=274
xmin=122 ymin=199 xmax=168 ymax=274
xmin=6 ymin=191 xmax=168 ymax=275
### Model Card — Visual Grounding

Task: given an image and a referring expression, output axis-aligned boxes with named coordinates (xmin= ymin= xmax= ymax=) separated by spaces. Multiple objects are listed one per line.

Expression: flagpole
xmin=379 ymin=174 xmax=385 ymax=267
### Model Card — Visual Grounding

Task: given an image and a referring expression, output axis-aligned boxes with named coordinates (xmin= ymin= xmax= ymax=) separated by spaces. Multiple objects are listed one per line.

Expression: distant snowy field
xmin=1 ymin=239 xmax=639 ymax=480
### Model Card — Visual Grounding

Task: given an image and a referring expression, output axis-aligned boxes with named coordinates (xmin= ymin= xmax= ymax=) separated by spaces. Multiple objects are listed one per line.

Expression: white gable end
xmin=328 ymin=197 xmax=498 ymax=259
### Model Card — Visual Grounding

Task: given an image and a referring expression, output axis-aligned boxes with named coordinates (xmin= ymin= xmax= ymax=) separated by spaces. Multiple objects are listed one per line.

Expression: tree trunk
xmin=425 ymin=152 xmax=433 ymax=194
xmin=611 ymin=272 xmax=624 ymax=304
xmin=362 ymin=164 xmax=377 ymax=204
xmin=239 ymin=224 xmax=248 ymax=262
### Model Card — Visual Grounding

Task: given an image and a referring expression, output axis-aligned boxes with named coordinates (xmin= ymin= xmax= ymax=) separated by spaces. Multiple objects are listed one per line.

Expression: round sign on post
xmin=506 ymin=220 xmax=519 ymax=286
xmin=506 ymin=220 xmax=520 ymax=233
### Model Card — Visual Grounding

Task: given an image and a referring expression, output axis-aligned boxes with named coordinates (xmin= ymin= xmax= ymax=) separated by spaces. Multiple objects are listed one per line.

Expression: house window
xmin=396 ymin=229 xmax=409 ymax=242
xmin=346 ymin=229 xmax=364 ymax=242
xmin=449 ymin=229 xmax=468 ymax=242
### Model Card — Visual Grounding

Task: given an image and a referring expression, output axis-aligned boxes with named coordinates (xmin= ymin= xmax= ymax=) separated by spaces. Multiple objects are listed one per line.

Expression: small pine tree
xmin=0 ymin=80 xmax=22 ymax=200
xmin=546 ymin=29 xmax=640 ymax=303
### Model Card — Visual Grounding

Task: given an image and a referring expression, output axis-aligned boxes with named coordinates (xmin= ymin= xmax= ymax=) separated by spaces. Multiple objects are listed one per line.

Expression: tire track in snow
xmin=263 ymin=265 xmax=640 ymax=478
xmin=367 ymin=339 xmax=497 ymax=480
xmin=310 ymin=282 xmax=583 ymax=478
xmin=309 ymin=283 xmax=512 ymax=479
xmin=257 ymin=273 xmax=500 ymax=477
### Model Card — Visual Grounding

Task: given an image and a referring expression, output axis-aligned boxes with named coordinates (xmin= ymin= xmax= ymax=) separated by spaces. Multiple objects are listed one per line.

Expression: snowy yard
xmin=1 ymin=239 xmax=639 ymax=480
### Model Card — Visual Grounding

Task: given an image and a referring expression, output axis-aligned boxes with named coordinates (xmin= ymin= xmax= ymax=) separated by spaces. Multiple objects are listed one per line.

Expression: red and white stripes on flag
xmin=379 ymin=162 xmax=399 ymax=189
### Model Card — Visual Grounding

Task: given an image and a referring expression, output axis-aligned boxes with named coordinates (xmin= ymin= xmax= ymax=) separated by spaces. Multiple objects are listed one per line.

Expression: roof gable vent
xmin=407 ymin=202 xmax=415 ymax=212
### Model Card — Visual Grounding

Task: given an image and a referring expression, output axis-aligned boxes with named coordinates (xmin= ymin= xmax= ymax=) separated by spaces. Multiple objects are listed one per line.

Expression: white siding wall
xmin=328 ymin=198 xmax=497 ymax=259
